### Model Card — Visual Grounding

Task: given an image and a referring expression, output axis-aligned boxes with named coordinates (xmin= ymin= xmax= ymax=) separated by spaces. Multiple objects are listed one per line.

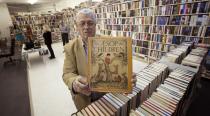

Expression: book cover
xmin=205 ymin=27 xmax=210 ymax=37
xmin=88 ymin=37 xmax=132 ymax=93
xmin=192 ymin=3 xmax=198 ymax=13
xmin=97 ymin=99 xmax=115 ymax=116
xmin=191 ymin=27 xmax=200 ymax=36
xmin=170 ymin=16 xmax=181 ymax=25
xmin=157 ymin=16 xmax=168 ymax=25
xmin=181 ymin=26 xmax=192 ymax=36
xmin=198 ymin=2 xmax=207 ymax=13
xmin=173 ymin=5 xmax=179 ymax=14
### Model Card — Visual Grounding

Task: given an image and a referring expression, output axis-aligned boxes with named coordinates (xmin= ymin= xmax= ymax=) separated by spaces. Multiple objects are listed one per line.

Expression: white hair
xmin=43 ymin=25 xmax=51 ymax=32
xmin=75 ymin=8 xmax=96 ymax=23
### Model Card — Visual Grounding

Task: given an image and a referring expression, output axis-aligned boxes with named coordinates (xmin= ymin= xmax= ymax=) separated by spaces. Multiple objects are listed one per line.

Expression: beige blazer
xmin=63 ymin=37 xmax=91 ymax=110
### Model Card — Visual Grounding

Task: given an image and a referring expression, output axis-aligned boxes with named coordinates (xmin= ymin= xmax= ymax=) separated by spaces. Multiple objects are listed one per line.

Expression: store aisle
xmin=24 ymin=42 xmax=149 ymax=116
xmin=27 ymin=42 xmax=76 ymax=116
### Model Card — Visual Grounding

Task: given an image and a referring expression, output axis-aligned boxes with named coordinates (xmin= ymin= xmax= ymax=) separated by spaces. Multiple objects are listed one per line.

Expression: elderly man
xmin=62 ymin=8 xmax=137 ymax=110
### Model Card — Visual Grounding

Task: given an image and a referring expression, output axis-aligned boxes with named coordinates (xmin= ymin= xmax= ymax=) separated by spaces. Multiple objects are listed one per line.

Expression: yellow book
xmin=88 ymin=36 xmax=132 ymax=93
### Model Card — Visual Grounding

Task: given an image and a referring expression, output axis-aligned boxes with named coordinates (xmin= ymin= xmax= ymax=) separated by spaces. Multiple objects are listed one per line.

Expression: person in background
xmin=62 ymin=8 xmax=137 ymax=110
xmin=25 ymin=25 xmax=33 ymax=42
xmin=43 ymin=25 xmax=55 ymax=59
xmin=14 ymin=24 xmax=24 ymax=45
xmin=60 ymin=22 xmax=69 ymax=46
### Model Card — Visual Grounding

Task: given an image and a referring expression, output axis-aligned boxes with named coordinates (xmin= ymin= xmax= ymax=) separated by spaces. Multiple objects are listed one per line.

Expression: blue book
xmin=205 ymin=27 xmax=210 ymax=37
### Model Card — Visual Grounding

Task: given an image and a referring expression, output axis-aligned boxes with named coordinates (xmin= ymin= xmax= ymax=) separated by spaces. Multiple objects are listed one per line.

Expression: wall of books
xmin=94 ymin=0 xmax=210 ymax=63
xmin=10 ymin=8 xmax=76 ymax=43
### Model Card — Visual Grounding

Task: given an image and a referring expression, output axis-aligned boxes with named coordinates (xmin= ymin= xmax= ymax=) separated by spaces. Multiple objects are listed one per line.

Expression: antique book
xmin=81 ymin=109 xmax=88 ymax=116
xmin=94 ymin=101 xmax=110 ymax=116
xmin=88 ymin=37 xmax=132 ymax=93
xmin=84 ymin=107 xmax=94 ymax=116
xmin=101 ymin=97 xmax=119 ymax=116
xmin=91 ymin=102 xmax=105 ymax=116
xmin=103 ymin=95 xmax=121 ymax=116
xmin=137 ymin=107 xmax=153 ymax=116
xmin=88 ymin=104 xmax=99 ymax=116
xmin=145 ymin=100 xmax=171 ymax=115
xmin=149 ymin=96 xmax=174 ymax=113
xmin=97 ymin=99 xmax=114 ymax=116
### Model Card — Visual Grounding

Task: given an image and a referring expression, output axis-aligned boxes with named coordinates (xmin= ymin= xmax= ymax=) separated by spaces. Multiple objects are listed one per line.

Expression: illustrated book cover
xmin=88 ymin=36 xmax=132 ymax=93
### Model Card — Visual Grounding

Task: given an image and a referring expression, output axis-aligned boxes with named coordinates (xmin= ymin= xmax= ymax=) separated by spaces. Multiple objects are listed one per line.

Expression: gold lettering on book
xmin=94 ymin=40 xmax=126 ymax=53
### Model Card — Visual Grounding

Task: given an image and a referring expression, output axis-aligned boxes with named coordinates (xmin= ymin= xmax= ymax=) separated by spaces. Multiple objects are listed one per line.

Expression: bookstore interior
xmin=0 ymin=0 xmax=210 ymax=116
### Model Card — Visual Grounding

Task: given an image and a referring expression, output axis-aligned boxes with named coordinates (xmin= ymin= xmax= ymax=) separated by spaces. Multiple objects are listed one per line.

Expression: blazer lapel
xmin=77 ymin=38 xmax=88 ymax=76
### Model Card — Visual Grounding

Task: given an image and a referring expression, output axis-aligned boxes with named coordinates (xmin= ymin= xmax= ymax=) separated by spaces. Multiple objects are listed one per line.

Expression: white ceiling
xmin=0 ymin=0 xmax=102 ymax=4
xmin=0 ymin=0 xmax=57 ymax=4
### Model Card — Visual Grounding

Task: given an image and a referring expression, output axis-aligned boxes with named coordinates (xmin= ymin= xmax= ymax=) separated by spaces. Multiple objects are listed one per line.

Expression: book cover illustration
xmin=88 ymin=37 xmax=132 ymax=93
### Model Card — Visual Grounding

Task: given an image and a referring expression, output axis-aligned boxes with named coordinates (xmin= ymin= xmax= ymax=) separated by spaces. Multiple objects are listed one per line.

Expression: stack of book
xmin=190 ymin=47 xmax=208 ymax=57
xmin=181 ymin=54 xmax=203 ymax=68
xmin=131 ymin=68 xmax=196 ymax=116
xmin=73 ymin=62 xmax=169 ymax=116
xmin=160 ymin=43 xmax=192 ymax=64
xmin=136 ymin=62 xmax=169 ymax=102
xmin=182 ymin=47 xmax=208 ymax=68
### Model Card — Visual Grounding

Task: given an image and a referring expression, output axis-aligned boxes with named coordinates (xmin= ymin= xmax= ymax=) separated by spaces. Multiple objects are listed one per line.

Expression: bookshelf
xmin=94 ymin=0 xmax=210 ymax=63
xmin=10 ymin=8 xmax=76 ymax=44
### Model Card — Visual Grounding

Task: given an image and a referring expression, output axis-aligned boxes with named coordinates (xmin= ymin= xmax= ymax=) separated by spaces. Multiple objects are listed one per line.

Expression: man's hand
xmin=124 ymin=73 xmax=137 ymax=95
xmin=72 ymin=76 xmax=91 ymax=96
xmin=131 ymin=73 xmax=137 ymax=87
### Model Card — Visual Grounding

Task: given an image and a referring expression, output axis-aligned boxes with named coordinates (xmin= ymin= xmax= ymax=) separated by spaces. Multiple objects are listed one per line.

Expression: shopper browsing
xmin=43 ymin=25 xmax=55 ymax=59
xmin=60 ymin=22 xmax=70 ymax=46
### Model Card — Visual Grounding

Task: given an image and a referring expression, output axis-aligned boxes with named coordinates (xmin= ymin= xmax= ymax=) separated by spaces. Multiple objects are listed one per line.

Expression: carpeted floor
xmin=0 ymin=59 xmax=31 ymax=116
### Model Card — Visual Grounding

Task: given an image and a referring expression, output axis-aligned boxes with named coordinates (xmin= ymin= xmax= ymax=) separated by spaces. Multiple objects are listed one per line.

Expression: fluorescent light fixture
xmin=27 ymin=0 xmax=38 ymax=4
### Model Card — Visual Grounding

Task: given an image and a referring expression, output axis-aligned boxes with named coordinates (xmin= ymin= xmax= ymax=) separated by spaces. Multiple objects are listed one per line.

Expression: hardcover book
xmin=88 ymin=37 xmax=132 ymax=93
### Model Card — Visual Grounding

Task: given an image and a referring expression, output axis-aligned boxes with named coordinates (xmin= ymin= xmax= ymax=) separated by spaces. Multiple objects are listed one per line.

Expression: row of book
xmin=96 ymin=3 xmax=210 ymax=17
xmin=149 ymin=50 xmax=165 ymax=60
xmin=133 ymin=46 xmax=149 ymax=58
xmin=98 ymin=15 xmax=210 ymax=28
xmin=72 ymin=62 xmax=169 ymax=116
xmin=110 ymin=31 xmax=199 ymax=45
xmin=160 ymin=42 xmax=193 ymax=64
xmin=131 ymin=68 xmax=196 ymax=116
xmin=98 ymin=25 xmax=210 ymax=39
xmin=132 ymin=39 xmax=174 ymax=51
xmin=96 ymin=0 xmax=210 ymax=14
xmin=98 ymin=15 xmax=210 ymax=29
xmin=99 ymin=28 xmax=210 ymax=40
xmin=181 ymin=47 xmax=208 ymax=68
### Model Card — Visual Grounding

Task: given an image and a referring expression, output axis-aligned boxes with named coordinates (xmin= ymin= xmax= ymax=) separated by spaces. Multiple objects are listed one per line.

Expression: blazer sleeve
xmin=62 ymin=42 xmax=79 ymax=93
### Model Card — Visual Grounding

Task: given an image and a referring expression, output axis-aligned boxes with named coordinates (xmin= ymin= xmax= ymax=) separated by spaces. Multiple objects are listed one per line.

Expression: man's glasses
xmin=77 ymin=21 xmax=95 ymax=27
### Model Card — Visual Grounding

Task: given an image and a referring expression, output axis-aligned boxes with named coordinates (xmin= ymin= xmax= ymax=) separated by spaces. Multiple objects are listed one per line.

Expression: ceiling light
xmin=27 ymin=0 xmax=38 ymax=5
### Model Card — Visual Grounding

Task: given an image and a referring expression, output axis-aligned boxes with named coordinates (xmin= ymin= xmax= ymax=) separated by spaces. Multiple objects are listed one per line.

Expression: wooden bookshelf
xmin=94 ymin=0 xmax=210 ymax=63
